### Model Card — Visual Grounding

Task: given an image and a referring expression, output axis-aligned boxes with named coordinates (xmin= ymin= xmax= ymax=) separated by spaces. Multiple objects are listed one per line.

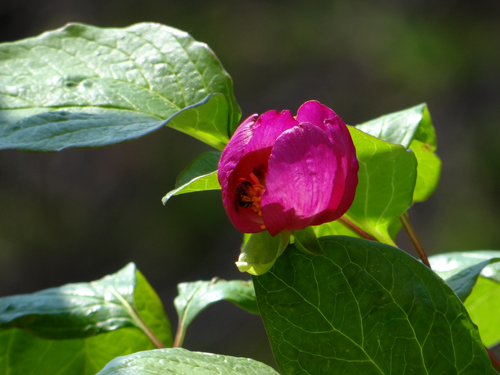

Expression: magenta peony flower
xmin=218 ymin=101 xmax=359 ymax=237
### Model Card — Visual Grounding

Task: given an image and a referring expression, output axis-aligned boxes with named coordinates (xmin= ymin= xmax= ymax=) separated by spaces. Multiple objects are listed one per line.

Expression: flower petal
xmin=322 ymin=119 xmax=359 ymax=220
xmin=261 ymin=123 xmax=346 ymax=236
xmin=218 ymin=114 xmax=264 ymax=233
xmin=296 ymin=100 xmax=337 ymax=130
xmin=242 ymin=110 xmax=297 ymax=157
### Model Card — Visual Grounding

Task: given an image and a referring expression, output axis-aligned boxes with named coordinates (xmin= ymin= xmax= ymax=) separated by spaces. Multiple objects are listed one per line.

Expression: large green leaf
xmin=330 ymin=127 xmax=417 ymax=245
xmin=430 ymin=251 xmax=500 ymax=348
xmin=0 ymin=263 xmax=172 ymax=374
xmin=97 ymin=348 xmax=280 ymax=375
xmin=0 ymin=23 xmax=240 ymax=151
xmin=253 ymin=237 xmax=495 ymax=375
xmin=355 ymin=104 xmax=440 ymax=202
xmin=173 ymin=279 xmax=258 ymax=346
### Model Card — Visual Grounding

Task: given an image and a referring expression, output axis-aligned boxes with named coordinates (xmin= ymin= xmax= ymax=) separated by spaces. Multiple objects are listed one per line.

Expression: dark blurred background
xmin=1 ymin=0 xmax=499 ymax=368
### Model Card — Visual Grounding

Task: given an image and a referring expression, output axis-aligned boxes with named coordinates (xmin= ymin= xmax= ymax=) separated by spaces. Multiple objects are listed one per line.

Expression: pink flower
xmin=218 ymin=101 xmax=359 ymax=237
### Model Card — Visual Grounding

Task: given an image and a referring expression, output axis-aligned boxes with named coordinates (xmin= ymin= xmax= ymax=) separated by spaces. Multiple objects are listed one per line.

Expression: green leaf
xmin=97 ymin=348 xmax=280 ymax=375
xmin=162 ymin=171 xmax=220 ymax=204
xmin=430 ymin=251 xmax=500 ymax=283
xmin=355 ymin=104 xmax=434 ymax=148
xmin=0 ymin=328 xmax=156 ymax=375
xmin=429 ymin=251 xmax=500 ymax=347
xmin=162 ymin=151 xmax=221 ymax=204
xmin=0 ymin=264 xmax=172 ymax=374
xmin=429 ymin=251 xmax=500 ymax=302
xmin=0 ymin=22 xmax=240 ymax=151
xmin=134 ymin=270 xmax=173 ymax=347
xmin=253 ymin=236 xmax=495 ymax=375
xmin=355 ymin=104 xmax=441 ymax=202
xmin=312 ymin=219 xmax=363 ymax=239
xmin=335 ymin=127 xmax=417 ymax=244
xmin=236 ymin=231 xmax=290 ymax=275
xmin=174 ymin=279 xmax=258 ymax=347
xmin=465 ymin=277 xmax=500 ymax=348
xmin=175 ymin=151 xmax=221 ymax=187
xmin=292 ymin=227 xmax=325 ymax=256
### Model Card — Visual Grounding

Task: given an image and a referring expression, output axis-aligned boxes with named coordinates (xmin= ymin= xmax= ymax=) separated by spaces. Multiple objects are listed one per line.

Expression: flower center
xmin=234 ymin=165 xmax=267 ymax=221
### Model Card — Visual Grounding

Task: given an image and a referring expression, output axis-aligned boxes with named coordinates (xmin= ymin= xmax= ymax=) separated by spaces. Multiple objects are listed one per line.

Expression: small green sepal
xmin=292 ymin=227 xmax=326 ymax=256
xmin=236 ymin=231 xmax=291 ymax=275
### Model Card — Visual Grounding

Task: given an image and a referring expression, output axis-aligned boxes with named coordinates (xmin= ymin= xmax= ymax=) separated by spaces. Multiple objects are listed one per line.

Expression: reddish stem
xmin=339 ymin=216 xmax=376 ymax=241
xmin=399 ymin=212 xmax=431 ymax=268
xmin=486 ymin=346 xmax=500 ymax=373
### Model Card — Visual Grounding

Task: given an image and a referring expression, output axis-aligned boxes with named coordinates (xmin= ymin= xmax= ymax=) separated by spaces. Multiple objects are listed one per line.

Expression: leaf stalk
xmin=339 ymin=216 xmax=376 ymax=241
xmin=399 ymin=212 xmax=431 ymax=268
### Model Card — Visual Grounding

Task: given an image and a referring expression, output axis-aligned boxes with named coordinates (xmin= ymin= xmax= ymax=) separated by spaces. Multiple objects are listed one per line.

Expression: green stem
xmin=109 ymin=287 xmax=165 ymax=349
xmin=399 ymin=212 xmax=431 ymax=268
xmin=339 ymin=216 xmax=376 ymax=241
xmin=173 ymin=320 xmax=186 ymax=348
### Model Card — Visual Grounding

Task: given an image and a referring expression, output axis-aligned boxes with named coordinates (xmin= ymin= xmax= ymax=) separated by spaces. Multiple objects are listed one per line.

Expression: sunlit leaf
xmin=355 ymin=104 xmax=440 ymax=202
xmin=254 ymin=237 xmax=495 ymax=374
xmin=340 ymin=127 xmax=416 ymax=244
xmin=97 ymin=348 xmax=280 ymax=375
xmin=0 ymin=23 xmax=240 ymax=151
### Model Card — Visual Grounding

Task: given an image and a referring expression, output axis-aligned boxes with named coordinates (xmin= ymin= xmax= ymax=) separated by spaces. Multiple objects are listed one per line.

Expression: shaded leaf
xmin=253 ymin=236 xmax=494 ymax=375
xmin=174 ymin=279 xmax=258 ymax=346
xmin=97 ymin=348 xmax=280 ymax=375
xmin=0 ymin=23 xmax=240 ymax=151
xmin=0 ymin=264 xmax=172 ymax=374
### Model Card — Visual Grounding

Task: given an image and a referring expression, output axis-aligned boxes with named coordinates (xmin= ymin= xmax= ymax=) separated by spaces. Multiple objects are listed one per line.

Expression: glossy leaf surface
xmin=174 ymin=279 xmax=258 ymax=346
xmin=0 ymin=23 xmax=240 ymax=151
xmin=253 ymin=237 xmax=494 ymax=375
xmin=0 ymin=264 xmax=172 ymax=374
xmin=355 ymin=104 xmax=440 ymax=202
xmin=97 ymin=348 xmax=280 ymax=375
xmin=430 ymin=251 xmax=500 ymax=347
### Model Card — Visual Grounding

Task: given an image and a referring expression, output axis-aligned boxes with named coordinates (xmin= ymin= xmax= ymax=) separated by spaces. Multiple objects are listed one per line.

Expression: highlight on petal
xmin=296 ymin=100 xmax=337 ymax=130
xmin=262 ymin=123 xmax=344 ymax=236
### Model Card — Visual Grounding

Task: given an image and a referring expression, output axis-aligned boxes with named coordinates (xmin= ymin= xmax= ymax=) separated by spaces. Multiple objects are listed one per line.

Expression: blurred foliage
xmin=0 ymin=0 xmax=499 ymax=367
